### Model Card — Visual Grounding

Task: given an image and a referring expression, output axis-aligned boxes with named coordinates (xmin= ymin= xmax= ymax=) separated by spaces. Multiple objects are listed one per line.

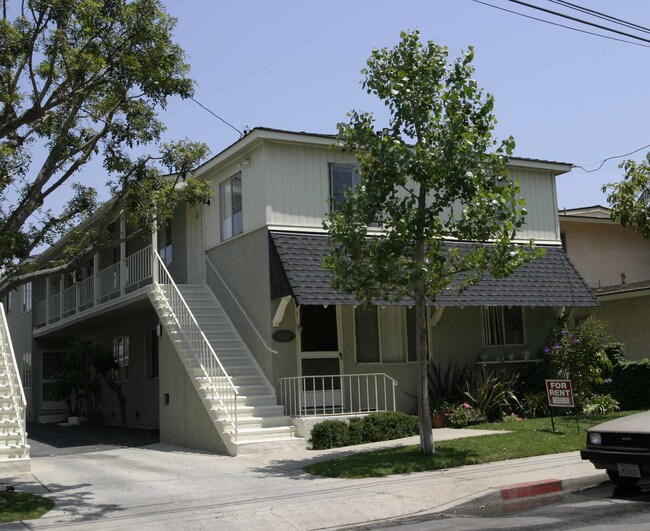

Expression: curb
xmin=448 ymin=473 xmax=607 ymax=514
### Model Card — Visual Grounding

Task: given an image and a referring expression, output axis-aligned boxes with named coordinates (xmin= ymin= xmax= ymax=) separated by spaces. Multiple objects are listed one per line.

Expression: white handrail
xmin=153 ymin=251 xmax=239 ymax=435
xmin=204 ymin=254 xmax=278 ymax=355
xmin=0 ymin=303 xmax=27 ymax=448
xmin=278 ymin=373 xmax=398 ymax=417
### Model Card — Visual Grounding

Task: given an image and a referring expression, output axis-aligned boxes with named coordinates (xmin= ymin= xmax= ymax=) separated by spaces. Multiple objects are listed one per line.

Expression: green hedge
xmin=610 ymin=359 xmax=650 ymax=409
xmin=309 ymin=412 xmax=419 ymax=450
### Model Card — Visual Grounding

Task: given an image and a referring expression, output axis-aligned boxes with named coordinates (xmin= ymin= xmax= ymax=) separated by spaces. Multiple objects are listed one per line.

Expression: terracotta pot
xmin=431 ymin=413 xmax=446 ymax=429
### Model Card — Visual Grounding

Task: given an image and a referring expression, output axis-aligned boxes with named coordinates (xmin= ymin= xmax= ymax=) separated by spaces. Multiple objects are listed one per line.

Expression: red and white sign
xmin=545 ymin=379 xmax=574 ymax=408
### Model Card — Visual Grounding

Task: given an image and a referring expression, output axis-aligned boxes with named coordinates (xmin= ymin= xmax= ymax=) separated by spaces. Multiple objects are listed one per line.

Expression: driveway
xmin=2 ymin=428 xmax=603 ymax=530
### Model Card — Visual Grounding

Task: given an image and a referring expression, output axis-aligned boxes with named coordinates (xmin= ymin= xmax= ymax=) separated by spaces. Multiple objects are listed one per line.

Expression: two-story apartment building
xmin=4 ymin=127 xmax=596 ymax=457
xmin=560 ymin=205 xmax=650 ymax=359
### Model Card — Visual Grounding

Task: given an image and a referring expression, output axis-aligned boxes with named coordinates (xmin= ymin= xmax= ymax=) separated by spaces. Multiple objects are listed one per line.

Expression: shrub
xmin=447 ymin=403 xmax=486 ymax=428
xmin=309 ymin=420 xmax=349 ymax=450
xmin=604 ymin=342 xmax=627 ymax=367
xmin=462 ymin=366 xmax=520 ymax=421
xmin=610 ymin=359 xmax=650 ymax=409
xmin=581 ymin=394 xmax=620 ymax=416
xmin=308 ymin=412 xmax=419 ymax=450
xmin=543 ymin=317 xmax=612 ymax=402
xmin=519 ymin=392 xmax=550 ymax=419
xmin=361 ymin=412 xmax=419 ymax=442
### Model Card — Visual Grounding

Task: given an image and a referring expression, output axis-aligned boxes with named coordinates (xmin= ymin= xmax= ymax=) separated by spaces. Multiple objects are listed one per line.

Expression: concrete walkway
xmin=1 ymin=428 xmax=606 ymax=530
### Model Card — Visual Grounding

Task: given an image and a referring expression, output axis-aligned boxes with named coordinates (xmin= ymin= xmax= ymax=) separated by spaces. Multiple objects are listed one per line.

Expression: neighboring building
xmin=560 ymin=205 xmax=650 ymax=359
xmin=4 ymin=127 xmax=596 ymax=456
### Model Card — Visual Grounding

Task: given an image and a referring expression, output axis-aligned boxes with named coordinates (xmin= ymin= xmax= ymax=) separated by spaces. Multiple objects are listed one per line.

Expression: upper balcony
xmin=33 ymin=245 xmax=154 ymax=336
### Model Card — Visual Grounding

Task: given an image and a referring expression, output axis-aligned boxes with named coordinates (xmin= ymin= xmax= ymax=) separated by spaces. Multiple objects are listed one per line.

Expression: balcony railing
xmin=278 ymin=373 xmax=398 ymax=417
xmin=34 ymin=245 xmax=153 ymax=329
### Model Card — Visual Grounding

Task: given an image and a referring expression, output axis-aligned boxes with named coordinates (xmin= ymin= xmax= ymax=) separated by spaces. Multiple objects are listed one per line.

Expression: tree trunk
xmin=415 ymin=240 xmax=434 ymax=454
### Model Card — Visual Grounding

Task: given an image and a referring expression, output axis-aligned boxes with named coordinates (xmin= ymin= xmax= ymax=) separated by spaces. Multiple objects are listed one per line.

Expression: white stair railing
xmin=153 ymin=251 xmax=238 ymax=436
xmin=0 ymin=303 xmax=27 ymax=449
xmin=278 ymin=373 xmax=398 ymax=417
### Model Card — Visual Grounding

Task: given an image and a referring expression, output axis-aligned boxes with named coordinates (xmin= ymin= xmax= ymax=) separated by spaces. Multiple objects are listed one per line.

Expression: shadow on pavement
xmin=27 ymin=422 xmax=159 ymax=457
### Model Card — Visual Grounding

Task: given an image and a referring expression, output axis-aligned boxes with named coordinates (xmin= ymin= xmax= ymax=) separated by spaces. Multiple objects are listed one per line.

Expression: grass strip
xmin=0 ymin=492 xmax=54 ymax=523
xmin=305 ymin=411 xmax=639 ymax=479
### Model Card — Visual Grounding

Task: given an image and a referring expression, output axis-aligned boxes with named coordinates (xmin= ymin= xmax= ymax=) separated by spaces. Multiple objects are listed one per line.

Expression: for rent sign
xmin=545 ymin=379 xmax=574 ymax=408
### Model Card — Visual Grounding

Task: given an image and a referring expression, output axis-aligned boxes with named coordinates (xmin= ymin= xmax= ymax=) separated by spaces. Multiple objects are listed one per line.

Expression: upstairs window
xmin=482 ymin=307 xmax=525 ymax=346
xmin=330 ymin=163 xmax=360 ymax=209
xmin=22 ymin=282 xmax=32 ymax=313
xmin=220 ymin=173 xmax=243 ymax=241
xmin=158 ymin=220 xmax=172 ymax=265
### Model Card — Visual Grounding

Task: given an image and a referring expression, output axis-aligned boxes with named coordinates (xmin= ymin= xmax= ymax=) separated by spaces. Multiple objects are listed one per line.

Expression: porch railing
xmin=153 ymin=250 xmax=239 ymax=437
xmin=34 ymin=245 xmax=153 ymax=328
xmin=0 ymin=303 xmax=27 ymax=449
xmin=278 ymin=373 xmax=398 ymax=417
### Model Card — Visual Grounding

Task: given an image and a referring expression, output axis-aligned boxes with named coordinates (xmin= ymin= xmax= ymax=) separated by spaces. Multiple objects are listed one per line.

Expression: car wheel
xmin=607 ymin=470 xmax=640 ymax=489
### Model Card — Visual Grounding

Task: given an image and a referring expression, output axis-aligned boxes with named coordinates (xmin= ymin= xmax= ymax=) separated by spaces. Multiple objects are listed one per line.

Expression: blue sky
xmin=158 ymin=0 xmax=650 ymax=209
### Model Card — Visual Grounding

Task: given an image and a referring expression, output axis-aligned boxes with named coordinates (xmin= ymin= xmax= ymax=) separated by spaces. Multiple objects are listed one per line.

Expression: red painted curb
xmin=499 ymin=479 xmax=563 ymax=501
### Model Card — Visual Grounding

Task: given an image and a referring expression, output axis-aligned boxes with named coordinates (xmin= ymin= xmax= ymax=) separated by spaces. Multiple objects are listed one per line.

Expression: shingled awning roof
xmin=269 ymin=230 xmax=598 ymax=308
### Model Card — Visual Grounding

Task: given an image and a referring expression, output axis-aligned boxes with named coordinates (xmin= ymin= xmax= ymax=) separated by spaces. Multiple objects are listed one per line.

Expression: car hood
xmin=588 ymin=411 xmax=650 ymax=433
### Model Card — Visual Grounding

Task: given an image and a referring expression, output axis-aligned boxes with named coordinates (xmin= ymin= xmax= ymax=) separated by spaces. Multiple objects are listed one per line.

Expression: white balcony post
xmin=119 ymin=214 xmax=126 ymax=296
xmin=45 ymin=277 xmax=51 ymax=323
xmin=59 ymin=275 xmax=64 ymax=318
xmin=151 ymin=228 xmax=158 ymax=284
xmin=93 ymin=252 xmax=100 ymax=305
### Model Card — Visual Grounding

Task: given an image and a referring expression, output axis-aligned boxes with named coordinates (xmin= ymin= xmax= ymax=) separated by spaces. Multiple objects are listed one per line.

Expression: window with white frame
xmin=21 ymin=352 xmax=32 ymax=389
xmin=482 ymin=306 xmax=525 ymax=346
xmin=355 ymin=306 xmax=418 ymax=363
xmin=330 ymin=163 xmax=361 ymax=209
xmin=22 ymin=282 xmax=32 ymax=313
xmin=157 ymin=220 xmax=172 ymax=265
xmin=220 ymin=173 xmax=243 ymax=241
xmin=113 ymin=336 xmax=129 ymax=381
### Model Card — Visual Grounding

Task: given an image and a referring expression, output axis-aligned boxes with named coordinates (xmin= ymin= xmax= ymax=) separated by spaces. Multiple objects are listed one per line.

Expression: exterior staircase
xmin=150 ymin=280 xmax=302 ymax=456
xmin=0 ymin=304 xmax=30 ymax=474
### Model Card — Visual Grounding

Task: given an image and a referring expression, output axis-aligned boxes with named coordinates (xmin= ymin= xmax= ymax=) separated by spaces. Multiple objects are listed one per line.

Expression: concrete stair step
xmin=232 ymin=437 xmax=305 ymax=455
xmin=225 ymin=425 xmax=295 ymax=443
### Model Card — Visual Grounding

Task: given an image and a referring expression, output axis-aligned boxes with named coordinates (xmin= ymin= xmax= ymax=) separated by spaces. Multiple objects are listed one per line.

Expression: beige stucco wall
xmin=574 ymin=294 xmax=650 ymax=360
xmin=561 ymin=219 xmax=650 ymax=288
xmin=158 ymin=331 xmax=229 ymax=454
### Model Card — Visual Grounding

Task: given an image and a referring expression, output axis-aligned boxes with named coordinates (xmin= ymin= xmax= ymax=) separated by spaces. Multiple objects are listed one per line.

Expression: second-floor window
xmin=22 ymin=282 xmax=32 ymax=313
xmin=158 ymin=220 xmax=172 ymax=265
xmin=330 ymin=163 xmax=360 ymax=209
xmin=220 ymin=173 xmax=243 ymax=241
xmin=482 ymin=307 xmax=525 ymax=346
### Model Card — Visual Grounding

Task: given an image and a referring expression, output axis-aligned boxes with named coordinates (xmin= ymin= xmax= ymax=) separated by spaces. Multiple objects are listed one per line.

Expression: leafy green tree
xmin=324 ymin=30 xmax=535 ymax=454
xmin=0 ymin=0 xmax=212 ymax=297
xmin=604 ymin=156 xmax=650 ymax=238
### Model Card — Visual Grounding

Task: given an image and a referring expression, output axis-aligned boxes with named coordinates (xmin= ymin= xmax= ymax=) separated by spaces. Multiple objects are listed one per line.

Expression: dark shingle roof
xmin=269 ymin=231 xmax=598 ymax=308
xmin=595 ymin=280 xmax=650 ymax=296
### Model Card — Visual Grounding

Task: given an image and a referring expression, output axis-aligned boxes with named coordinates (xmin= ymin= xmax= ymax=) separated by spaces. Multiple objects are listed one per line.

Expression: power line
xmin=574 ymin=143 xmax=650 ymax=173
xmin=190 ymin=97 xmax=243 ymax=137
xmin=548 ymin=0 xmax=650 ymax=36
xmin=471 ymin=0 xmax=650 ymax=49
xmin=505 ymin=0 xmax=650 ymax=45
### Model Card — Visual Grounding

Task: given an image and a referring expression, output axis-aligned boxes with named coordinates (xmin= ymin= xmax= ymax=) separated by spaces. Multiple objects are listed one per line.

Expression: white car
xmin=581 ymin=410 xmax=650 ymax=488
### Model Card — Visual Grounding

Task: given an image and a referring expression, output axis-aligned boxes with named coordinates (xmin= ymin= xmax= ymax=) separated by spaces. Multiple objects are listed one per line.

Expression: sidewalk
xmin=1 ymin=429 xmax=607 ymax=530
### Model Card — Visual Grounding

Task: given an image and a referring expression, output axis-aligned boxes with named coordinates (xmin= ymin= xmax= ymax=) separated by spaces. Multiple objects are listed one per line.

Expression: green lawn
xmin=0 ymin=492 xmax=54 ymax=523
xmin=305 ymin=411 xmax=640 ymax=479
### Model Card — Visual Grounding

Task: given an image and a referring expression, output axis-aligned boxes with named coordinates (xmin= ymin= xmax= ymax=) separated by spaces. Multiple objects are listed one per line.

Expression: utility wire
xmin=190 ymin=97 xmax=243 ymax=137
xmin=471 ymin=0 xmax=650 ymax=49
xmin=548 ymin=0 xmax=650 ymax=36
xmin=505 ymin=0 xmax=650 ymax=45
xmin=574 ymin=143 xmax=650 ymax=173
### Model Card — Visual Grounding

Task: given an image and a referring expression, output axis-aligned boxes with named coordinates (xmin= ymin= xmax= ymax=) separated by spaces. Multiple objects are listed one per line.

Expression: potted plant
xmin=430 ymin=399 xmax=452 ymax=429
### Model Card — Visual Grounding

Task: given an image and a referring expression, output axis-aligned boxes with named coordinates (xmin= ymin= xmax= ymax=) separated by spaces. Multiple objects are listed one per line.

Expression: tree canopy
xmin=605 ymin=155 xmax=650 ymax=238
xmin=324 ymin=30 xmax=536 ymax=453
xmin=0 ymin=0 xmax=212 ymax=296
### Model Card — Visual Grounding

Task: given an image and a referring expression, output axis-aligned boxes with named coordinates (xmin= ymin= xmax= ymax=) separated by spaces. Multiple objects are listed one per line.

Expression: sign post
xmin=545 ymin=379 xmax=575 ymax=431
